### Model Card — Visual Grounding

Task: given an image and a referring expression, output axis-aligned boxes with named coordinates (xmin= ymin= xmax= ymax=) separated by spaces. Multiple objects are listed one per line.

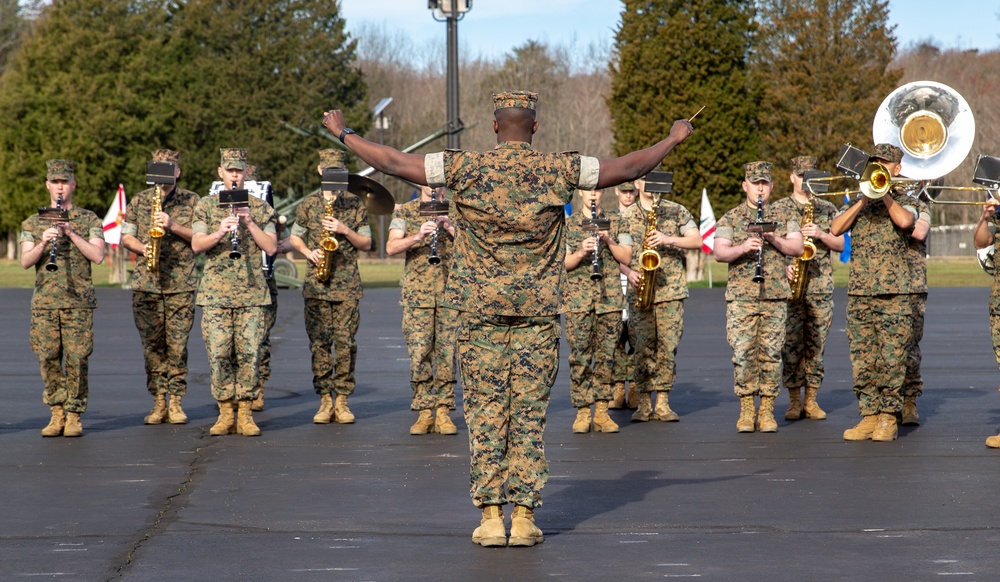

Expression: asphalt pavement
xmin=1 ymin=285 xmax=999 ymax=581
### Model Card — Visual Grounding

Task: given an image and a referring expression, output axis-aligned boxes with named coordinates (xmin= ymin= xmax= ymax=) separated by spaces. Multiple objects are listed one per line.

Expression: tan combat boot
xmin=757 ymin=396 xmax=778 ymax=433
xmin=410 ymin=409 xmax=434 ymax=435
xmin=471 ymin=505 xmax=506 ymax=547
xmin=609 ymin=383 xmax=626 ymax=409
xmin=334 ymin=394 xmax=355 ymax=424
xmin=592 ymin=401 xmax=620 ymax=433
xmin=144 ymin=393 xmax=168 ymax=425
xmin=210 ymin=399 xmax=236 ymax=436
xmin=41 ymin=404 xmax=65 ymax=437
xmin=803 ymin=387 xmax=827 ymax=420
xmin=871 ymin=412 xmax=898 ymax=442
xmin=236 ymin=400 xmax=261 ymax=436
xmin=785 ymin=388 xmax=803 ymax=421
xmin=167 ymin=395 xmax=187 ymax=424
xmin=63 ymin=412 xmax=83 ymax=437
xmin=312 ymin=393 xmax=334 ymax=424
xmin=843 ymin=415 xmax=879 ymax=441
xmin=509 ymin=505 xmax=544 ymax=547
xmin=653 ymin=391 xmax=679 ymax=422
xmin=251 ymin=389 xmax=265 ymax=412
xmin=985 ymin=433 xmax=1000 ymax=448
xmin=434 ymin=406 xmax=458 ymax=435
xmin=737 ymin=396 xmax=756 ymax=433
xmin=901 ymin=396 xmax=920 ymax=426
xmin=626 ymin=385 xmax=641 ymax=409
xmin=572 ymin=406 xmax=592 ymax=433
xmin=630 ymin=393 xmax=652 ymax=422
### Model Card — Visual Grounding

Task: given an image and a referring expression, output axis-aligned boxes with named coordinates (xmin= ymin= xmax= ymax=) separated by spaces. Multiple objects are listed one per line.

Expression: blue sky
xmin=340 ymin=0 xmax=1000 ymax=59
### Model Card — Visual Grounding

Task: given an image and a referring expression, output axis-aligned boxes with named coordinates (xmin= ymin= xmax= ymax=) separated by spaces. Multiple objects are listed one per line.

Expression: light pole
xmin=428 ymin=0 xmax=471 ymax=149
xmin=374 ymin=97 xmax=392 ymax=258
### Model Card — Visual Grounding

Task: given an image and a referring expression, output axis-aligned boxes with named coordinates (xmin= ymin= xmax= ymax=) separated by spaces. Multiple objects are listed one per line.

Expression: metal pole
xmin=378 ymin=112 xmax=387 ymax=259
xmin=446 ymin=6 xmax=460 ymax=149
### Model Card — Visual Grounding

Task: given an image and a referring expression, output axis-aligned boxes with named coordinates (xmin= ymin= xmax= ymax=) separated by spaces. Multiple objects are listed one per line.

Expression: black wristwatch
xmin=338 ymin=128 xmax=356 ymax=143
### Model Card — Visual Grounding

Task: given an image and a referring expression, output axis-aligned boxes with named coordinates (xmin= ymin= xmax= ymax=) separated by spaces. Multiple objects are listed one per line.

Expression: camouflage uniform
xmin=987 ymin=215 xmax=1000 ymax=374
xmin=840 ymin=188 xmax=916 ymax=416
xmin=562 ymin=208 xmax=630 ymax=408
xmin=770 ymin=194 xmax=837 ymax=395
xmin=903 ymin=196 xmax=931 ymax=399
xmin=192 ymin=194 xmax=276 ymax=401
xmin=622 ymin=200 xmax=696 ymax=395
xmin=122 ymin=185 xmax=200 ymax=398
xmin=425 ymin=129 xmax=600 ymax=509
xmin=21 ymin=207 xmax=103 ymax=413
xmin=716 ymin=201 xmax=800 ymax=397
xmin=390 ymin=199 xmax=458 ymax=411
xmin=291 ymin=190 xmax=369 ymax=398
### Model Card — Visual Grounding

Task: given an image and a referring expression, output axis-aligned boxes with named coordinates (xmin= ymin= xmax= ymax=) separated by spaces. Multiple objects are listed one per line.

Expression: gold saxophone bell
xmin=146 ymin=187 xmax=165 ymax=272
xmin=635 ymin=195 xmax=662 ymax=310
xmin=801 ymin=240 xmax=816 ymax=261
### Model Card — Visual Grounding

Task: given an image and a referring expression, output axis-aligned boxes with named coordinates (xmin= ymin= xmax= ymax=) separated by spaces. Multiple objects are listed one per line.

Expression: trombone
xmin=918 ymin=155 xmax=1000 ymax=206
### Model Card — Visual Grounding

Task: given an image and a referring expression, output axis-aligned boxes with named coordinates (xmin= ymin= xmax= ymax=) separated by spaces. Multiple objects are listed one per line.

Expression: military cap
xmin=617 ymin=181 xmax=637 ymax=192
xmin=789 ymin=155 xmax=817 ymax=176
xmin=318 ymin=148 xmax=346 ymax=170
xmin=152 ymin=149 xmax=180 ymax=163
xmin=46 ymin=159 xmax=75 ymax=181
xmin=744 ymin=161 xmax=773 ymax=183
xmin=245 ymin=164 xmax=258 ymax=181
xmin=219 ymin=148 xmax=248 ymax=170
xmin=872 ymin=143 xmax=904 ymax=164
xmin=492 ymin=90 xmax=538 ymax=111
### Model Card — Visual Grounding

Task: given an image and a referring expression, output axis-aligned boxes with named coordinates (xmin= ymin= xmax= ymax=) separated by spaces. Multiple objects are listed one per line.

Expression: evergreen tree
xmin=752 ymin=0 xmax=900 ymax=194
xmin=609 ymin=0 xmax=759 ymax=212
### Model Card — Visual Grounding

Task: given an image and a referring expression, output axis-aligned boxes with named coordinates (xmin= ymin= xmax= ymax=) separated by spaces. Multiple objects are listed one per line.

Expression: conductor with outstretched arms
xmin=322 ymin=91 xmax=692 ymax=547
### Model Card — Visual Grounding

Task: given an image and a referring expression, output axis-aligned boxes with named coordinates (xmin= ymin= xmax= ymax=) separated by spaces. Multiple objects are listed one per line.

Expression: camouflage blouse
xmin=770 ymin=195 xmax=837 ymax=296
xmin=389 ymin=198 xmax=454 ymax=308
xmin=904 ymin=194 xmax=931 ymax=294
xmin=623 ymin=199 xmax=698 ymax=304
xmin=716 ymin=201 xmax=801 ymax=301
xmin=562 ymin=208 xmax=630 ymax=315
xmin=290 ymin=191 xmax=370 ymax=302
xmin=192 ymin=194 xmax=275 ymax=307
xmin=838 ymin=190 xmax=917 ymax=296
xmin=20 ymin=206 xmax=103 ymax=310
xmin=121 ymin=187 xmax=200 ymax=294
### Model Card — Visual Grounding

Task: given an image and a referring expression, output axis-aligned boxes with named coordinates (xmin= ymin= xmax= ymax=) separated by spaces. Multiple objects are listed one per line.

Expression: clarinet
xmin=428 ymin=190 xmax=441 ymax=265
xmin=228 ymin=182 xmax=242 ymax=260
xmin=589 ymin=199 xmax=603 ymax=281
xmin=44 ymin=193 xmax=63 ymax=272
xmin=752 ymin=195 xmax=765 ymax=283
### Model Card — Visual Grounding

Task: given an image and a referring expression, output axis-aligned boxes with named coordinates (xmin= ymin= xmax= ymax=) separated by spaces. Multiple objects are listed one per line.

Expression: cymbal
xmin=348 ymin=174 xmax=395 ymax=215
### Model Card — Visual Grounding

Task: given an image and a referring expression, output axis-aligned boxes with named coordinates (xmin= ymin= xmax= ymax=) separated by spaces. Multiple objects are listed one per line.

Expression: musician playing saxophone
xmin=714 ymin=162 xmax=803 ymax=434
xmin=289 ymin=149 xmax=372 ymax=425
xmin=20 ymin=159 xmax=105 ymax=437
xmin=121 ymin=149 xmax=200 ymax=426
xmin=770 ymin=156 xmax=843 ymax=423
xmin=562 ymin=189 xmax=633 ymax=433
xmin=619 ymin=175 xmax=701 ymax=423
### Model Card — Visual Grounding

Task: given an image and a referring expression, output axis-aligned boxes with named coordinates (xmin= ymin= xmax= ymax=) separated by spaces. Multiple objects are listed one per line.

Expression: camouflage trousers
xmin=132 ymin=291 xmax=195 ymax=397
xmin=257 ymin=283 xmax=278 ymax=389
xmin=903 ymin=293 xmax=926 ymax=398
xmin=201 ymin=306 xmax=266 ymax=402
xmin=782 ymin=293 xmax=833 ymax=392
xmin=846 ymin=294 xmax=912 ymax=416
xmin=305 ymin=298 xmax=359 ymax=396
xmin=726 ymin=300 xmax=787 ymax=397
xmin=610 ymin=317 xmax=633 ymax=384
xmin=30 ymin=308 xmax=93 ymax=413
xmin=564 ymin=309 xmax=621 ymax=407
xmin=989 ymin=292 xmax=1000 ymax=377
xmin=458 ymin=312 xmax=558 ymax=510
xmin=403 ymin=304 xmax=458 ymax=410
xmin=631 ymin=300 xmax=684 ymax=393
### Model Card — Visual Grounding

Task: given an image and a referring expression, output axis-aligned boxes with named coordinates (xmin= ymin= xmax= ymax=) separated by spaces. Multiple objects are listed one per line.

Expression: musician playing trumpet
xmin=121 ymin=149 xmax=200 ymax=427
xmin=563 ymin=188 xmax=633 ymax=433
xmin=386 ymin=185 xmax=459 ymax=435
xmin=20 ymin=159 xmax=105 ymax=437
xmin=770 ymin=156 xmax=843 ymax=423
xmin=714 ymin=162 xmax=803 ymax=433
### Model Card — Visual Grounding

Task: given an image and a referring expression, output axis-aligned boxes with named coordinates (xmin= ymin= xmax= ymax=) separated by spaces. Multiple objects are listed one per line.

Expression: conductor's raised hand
xmin=322 ymin=110 xmax=345 ymax=137
xmin=670 ymin=119 xmax=694 ymax=143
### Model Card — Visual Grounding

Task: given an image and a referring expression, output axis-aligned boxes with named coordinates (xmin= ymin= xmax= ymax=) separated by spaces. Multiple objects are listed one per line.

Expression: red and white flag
xmin=699 ymin=188 xmax=715 ymax=253
xmin=103 ymin=184 xmax=127 ymax=247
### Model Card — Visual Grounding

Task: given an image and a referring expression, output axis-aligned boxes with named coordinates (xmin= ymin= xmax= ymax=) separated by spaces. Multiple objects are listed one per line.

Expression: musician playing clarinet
xmin=563 ymin=188 xmax=633 ymax=434
xmin=714 ymin=161 xmax=803 ymax=434
xmin=20 ymin=159 xmax=105 ymax=438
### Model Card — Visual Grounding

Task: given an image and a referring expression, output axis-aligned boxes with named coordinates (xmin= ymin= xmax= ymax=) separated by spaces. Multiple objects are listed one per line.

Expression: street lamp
xmin=428 ymin=0 xmax=471 ymax=149
xmin=373 ymin=97 xmax=393 ymax=259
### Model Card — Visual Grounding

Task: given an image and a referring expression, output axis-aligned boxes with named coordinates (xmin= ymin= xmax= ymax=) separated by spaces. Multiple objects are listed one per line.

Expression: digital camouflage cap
xmin=617 ymin=181 xmax=636 ymax=192
xmin=152 ymin=149 xmax=180 ymax=163
xmin=318 ymin=149 xmax=345 ymax=170
xmin=46 ymin=159 xmax=75 ymax=181
xmin=872 ymin=143 xmax=904 ymax=163
xmin=789 ymin=156 xmax=817 ymax=176
xmin=492 ymin=90 xmax=538 ymax=111
xmin=744 ymin=161 xmax=773 ymax=183
xmin=219 ymin=148 xmax=248 ymax=170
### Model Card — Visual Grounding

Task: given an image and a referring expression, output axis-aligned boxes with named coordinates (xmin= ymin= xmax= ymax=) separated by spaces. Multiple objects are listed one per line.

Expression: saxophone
xmin=146 ymin=185 xmax=165 ymax=273
xmin=314 ymin=195 xmax=339 ymax=282
xmin=790 ymin=197 xmax=816 ymax=301
xmin=635 ymin=194 xmax=662 ymax=310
